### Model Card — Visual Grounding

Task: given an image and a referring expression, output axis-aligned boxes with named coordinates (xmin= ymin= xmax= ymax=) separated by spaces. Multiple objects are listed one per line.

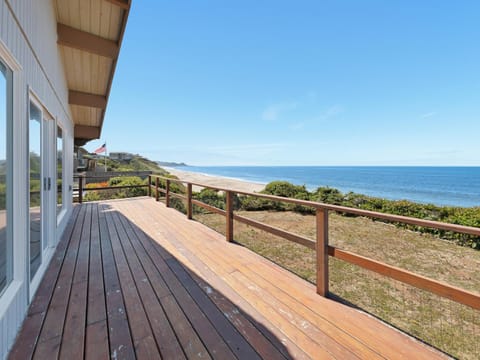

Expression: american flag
xmin=94 ymin=143 xmax=107 ymax=154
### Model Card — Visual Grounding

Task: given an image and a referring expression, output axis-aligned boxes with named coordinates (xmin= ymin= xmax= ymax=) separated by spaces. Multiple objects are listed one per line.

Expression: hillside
xmin=101 ymin=154 xmax=168 ymax=174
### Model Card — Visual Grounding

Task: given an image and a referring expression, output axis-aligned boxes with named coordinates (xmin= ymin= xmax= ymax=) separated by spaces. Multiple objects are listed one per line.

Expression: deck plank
xmin=98 ymin=203 xmax=136 ymax=360
xmin=103 ymin=204 xmax=161 ymax=359
xmin=147 ymin=206 xmax=345 ymax=359
xmin=10 ymin=198 xmax=448 ymax=360
xmin=167 ymin=257 xmax=262 ymax=360
xmin=85 ymin=204 xmax=109 ymax=360
xmin=59 ymin=203 xmax=92 ymax=359
xmin=118 ymin=200 xmax=306 ymax=360
xmin=152 ymin=210 xmax=378 ymax=359
xmin=109 ymin=210 xmax=186 ymax=359
xmin=33 ymin=204 xmax=88 ymax=359
xmin=119 ymin=212 xmax=238 ymax=360
xmin=115 ymin=210 xmax=212 ymax=359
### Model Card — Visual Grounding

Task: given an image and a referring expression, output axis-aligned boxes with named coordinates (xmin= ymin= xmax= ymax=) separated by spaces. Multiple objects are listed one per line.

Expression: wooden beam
xmin=105 ymin=0 xmax=130 ymax=9
xmin=57 ymin=23 xmax=118 ymax=58
xmin=316 ymin=209 xmax=329 ymax=296
xmin=74 ymin=125 xmax=101 ymax=140
xmin=69 ymin=91 xmax=107 ymax=109
xmin=226 ymin=191 xmax=234 ymax=242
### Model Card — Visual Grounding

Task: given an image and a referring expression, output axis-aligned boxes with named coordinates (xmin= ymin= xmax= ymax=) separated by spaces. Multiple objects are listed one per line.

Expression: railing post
xmin=78 ymin=176 xmax=83 ymax=204
xmin=226 ymin=191 xmax=234 ymax=242
xmin=316 ymin=208 xmax=329 ymax=296
xmin=147 ymin=175 xmax=151 ymax=197
xmin=155 ymin=177 xmax=159 ymax=201
xmin=187 ymin=183 xmax=193 ymax=219
xmin=166 ymin=179 xmax=170 ymax=207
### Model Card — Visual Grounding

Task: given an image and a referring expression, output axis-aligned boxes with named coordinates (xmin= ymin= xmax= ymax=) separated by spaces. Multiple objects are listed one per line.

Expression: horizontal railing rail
xmin=148 ymin=174 xmax=480 ymax=310
xmin=73 ymin=175 xmax=148 ymax=203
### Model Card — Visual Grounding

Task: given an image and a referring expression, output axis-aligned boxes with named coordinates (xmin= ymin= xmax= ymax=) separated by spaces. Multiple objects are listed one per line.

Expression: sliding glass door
xmin=0 ymin=60 xmax=12 ymax=297
xmin=29 ymin=99 xmax=55 ymax=283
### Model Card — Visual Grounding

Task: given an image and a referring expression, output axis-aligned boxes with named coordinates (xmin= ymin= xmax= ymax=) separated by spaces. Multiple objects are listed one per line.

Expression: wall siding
xmin=0 ymin=1 xmax=74 ymax=358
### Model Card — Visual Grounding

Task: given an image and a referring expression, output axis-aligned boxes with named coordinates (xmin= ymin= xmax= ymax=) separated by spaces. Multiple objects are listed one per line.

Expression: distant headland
xmin=156 ymin=161 xmax=188 ymax=167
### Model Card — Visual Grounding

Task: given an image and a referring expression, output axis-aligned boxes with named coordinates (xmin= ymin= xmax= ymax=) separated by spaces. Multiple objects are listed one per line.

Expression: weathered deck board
xmin=9 ymin=198 xmax=448 ymax=360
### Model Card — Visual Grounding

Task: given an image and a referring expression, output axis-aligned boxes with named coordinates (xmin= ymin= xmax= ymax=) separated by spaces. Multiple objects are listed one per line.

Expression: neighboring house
xmin=109 ymin=151 xmax=133 ymax=161
xmin=74 ymin=146 xmax=90 ymax=171
xmin=0 ymin=1 xmax=130 ymax=358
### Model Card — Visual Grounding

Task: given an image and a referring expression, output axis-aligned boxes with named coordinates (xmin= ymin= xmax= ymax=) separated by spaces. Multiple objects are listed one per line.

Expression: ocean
xmin=175 ymin=166 xmax=480 ymax=208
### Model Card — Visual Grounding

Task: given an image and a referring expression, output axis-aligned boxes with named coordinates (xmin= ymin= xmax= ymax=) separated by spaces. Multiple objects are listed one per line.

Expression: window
xmin=0 ymin=59 xmax=12 ymax=296
xmin=57 ymin=126 xmax=63 ymax=216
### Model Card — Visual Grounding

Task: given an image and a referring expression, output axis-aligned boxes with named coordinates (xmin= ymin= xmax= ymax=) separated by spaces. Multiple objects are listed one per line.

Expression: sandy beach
xmin=162 ymin=167 xmax=265 ymax=193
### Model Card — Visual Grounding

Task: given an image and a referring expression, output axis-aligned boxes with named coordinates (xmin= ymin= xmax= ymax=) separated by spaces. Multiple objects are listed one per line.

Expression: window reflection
xmin=29 ymin=102 xmax=42 ymax=280
xmin=57 ymin=127 xmax=63 ymax=216
xmin=0 ymin=60 xmax=12 ymax=295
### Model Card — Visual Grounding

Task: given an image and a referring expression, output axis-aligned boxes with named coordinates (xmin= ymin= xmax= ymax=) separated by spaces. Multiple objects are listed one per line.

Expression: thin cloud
xmin=206 ymin=143 xmax=286 ymax=154
xmin=289 ymin=122 xmax=305 ymax=131
xmin=314 ymin=104 xmax=344 ymax=122
xmin=323 ymin=105 xmax=344 ymax=118
xmin=421 ymin=112 xmax=436 ymax=119
xmin=262 ymin=102 xmax=298 ymax=121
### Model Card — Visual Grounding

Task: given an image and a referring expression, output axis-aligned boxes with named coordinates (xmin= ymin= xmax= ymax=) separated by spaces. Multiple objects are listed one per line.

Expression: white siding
xmin=0 ymin=1 xmax=74 ymax=358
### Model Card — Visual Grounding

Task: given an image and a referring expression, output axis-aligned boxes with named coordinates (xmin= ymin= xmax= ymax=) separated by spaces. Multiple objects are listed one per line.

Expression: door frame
xmin=28 ymin=91 xmax=56 ymax=299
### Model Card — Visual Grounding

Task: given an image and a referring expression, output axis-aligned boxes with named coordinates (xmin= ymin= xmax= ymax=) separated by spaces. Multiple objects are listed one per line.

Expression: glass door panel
xmin=57 ymin=126 xmax=63 ymax=216
xmin=29 ymin=102 xmax=42 ymax=280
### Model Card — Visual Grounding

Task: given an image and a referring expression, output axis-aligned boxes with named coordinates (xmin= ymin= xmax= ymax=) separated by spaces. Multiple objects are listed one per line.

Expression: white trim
xmin=28 ymin=246 xmax=54 ymax=301
xmin=57 ymin=208 xmax=67 ymax=227
xmin=29 ymin=89 xmax=55 ymax=121
xmin=0 ymin=280 xmax=22 ymax=320
xmin=11 ymin=51 xmax=26 ymax=287
xmin=0 ymin=39 xmax=22 ymax=72
xmin=1 ymin=42 xmax=26 ymax=293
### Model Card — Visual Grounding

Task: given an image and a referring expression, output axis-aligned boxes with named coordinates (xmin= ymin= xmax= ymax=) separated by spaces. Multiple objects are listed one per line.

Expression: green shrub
xmin=152 ymin=175 xmax=186 ymax=195
xmin=311 ymin=187 xmax=344 ymax=205
xmin=193 ymin=189 xmax=225 ymax=212
xmin=108 ymin=176 xmax=147 ymax=198
xmin=169 ymin=197 xmax=186 ymax=214
xmin=262 ymin=181 xmax=309 ymax=198
xmin=236 ymin=180 xmax=480 ymax=249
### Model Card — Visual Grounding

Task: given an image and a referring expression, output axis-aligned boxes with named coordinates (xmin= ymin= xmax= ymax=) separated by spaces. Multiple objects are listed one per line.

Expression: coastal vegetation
xmin=82 ymin=154 xmax=169 ymax=201
xmin=83 ymin=176 xmax=148 ymax=201
xmin=192 ymin=180 xmax=480 ymax=249
xmin=102 ymin=154 xmax=168 ymax=173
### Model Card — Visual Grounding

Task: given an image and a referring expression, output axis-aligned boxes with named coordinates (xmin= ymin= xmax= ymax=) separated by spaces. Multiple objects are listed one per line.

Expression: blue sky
xmin=90 ymin=1 xmax=480 ymax=166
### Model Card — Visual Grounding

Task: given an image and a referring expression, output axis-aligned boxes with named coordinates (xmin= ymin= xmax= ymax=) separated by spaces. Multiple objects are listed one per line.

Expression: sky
xmin=90 ymin=1 xmax=480 ymax=166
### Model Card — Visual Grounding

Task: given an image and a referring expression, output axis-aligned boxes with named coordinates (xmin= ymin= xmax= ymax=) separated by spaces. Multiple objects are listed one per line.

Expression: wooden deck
xmin=9 ymin=197 xmax=446 ymax=359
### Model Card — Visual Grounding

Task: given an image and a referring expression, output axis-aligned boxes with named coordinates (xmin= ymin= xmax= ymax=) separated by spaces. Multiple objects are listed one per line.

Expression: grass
xmin=194 ymin=209 xmax=480 ymax=360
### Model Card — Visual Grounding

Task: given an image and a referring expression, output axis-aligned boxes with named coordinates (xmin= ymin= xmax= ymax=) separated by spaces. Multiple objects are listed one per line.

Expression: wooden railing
xmin=148 ymin=175 xmax=480 ymax=310
xmin=73 ymin=175 xmax=149 ymax=203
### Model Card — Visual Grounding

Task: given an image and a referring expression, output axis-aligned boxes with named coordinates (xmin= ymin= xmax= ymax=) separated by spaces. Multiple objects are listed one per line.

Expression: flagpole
xmin=104 ymin=142 xmax=107 ymax=172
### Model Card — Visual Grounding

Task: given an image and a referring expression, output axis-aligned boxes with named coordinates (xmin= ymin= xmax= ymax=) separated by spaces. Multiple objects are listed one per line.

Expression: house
xmin=0 ymin=0 xmax=130 ymax=358
xmin=109 ymin=151 xmax=134 ymax=161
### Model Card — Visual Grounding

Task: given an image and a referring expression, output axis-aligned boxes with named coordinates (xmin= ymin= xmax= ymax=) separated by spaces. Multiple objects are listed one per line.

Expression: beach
xmin=163 ymin=167 xmax=265 ymax=193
